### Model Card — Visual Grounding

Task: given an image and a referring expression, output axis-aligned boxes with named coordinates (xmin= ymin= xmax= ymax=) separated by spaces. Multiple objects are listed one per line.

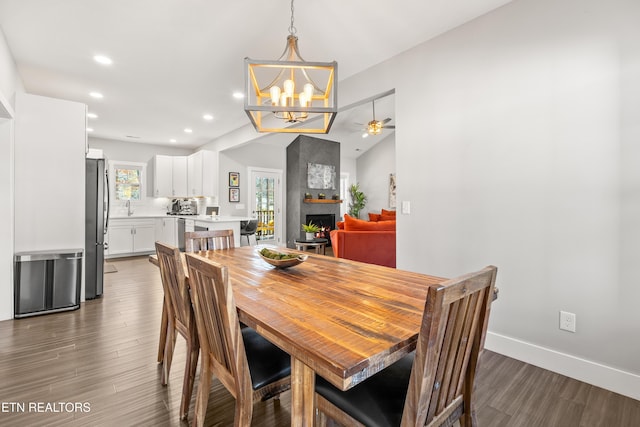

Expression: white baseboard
xmin=485 ymin=332 xmax=640 ymax=401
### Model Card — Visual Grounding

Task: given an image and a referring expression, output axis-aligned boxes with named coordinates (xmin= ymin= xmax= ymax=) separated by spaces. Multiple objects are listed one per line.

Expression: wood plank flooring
xmin=1 ymin=256 xmax=638 ymax=426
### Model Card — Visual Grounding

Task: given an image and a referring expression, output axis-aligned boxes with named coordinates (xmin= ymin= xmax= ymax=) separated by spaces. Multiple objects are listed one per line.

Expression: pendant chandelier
xmin=244 ymin=0 xmax=338 ymax=133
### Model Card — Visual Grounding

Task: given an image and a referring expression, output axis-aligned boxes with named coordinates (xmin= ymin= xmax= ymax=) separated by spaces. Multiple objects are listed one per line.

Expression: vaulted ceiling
xmin=0 ymin=0 xmax=512 ymax=150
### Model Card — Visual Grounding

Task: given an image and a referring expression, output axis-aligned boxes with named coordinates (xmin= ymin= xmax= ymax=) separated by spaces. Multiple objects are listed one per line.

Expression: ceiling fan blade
xmin=381 ymin=118 xmax=392 ymax=124
xmin=383 ymin=125 xmax=396 ymax=129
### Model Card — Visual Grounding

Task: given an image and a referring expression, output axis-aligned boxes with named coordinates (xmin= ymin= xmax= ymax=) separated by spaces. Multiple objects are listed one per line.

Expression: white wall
xmin=89 ymin=137 xmax=193 ymax=162
xmin=0 ymin=118 xmax=13 ymax=320
xmin=386 ymin=0 xmax=639 ymax=398
xmin=14 ymin=93 xmax=86 ymax=254
xmin=0 ymin=29 xmax=22 ymax=321
xmin=356 ymin=133 xmax=395 ymax=215
xmin=0 ymin=27 xmax=23 ymax=109
xmin=217 ymin=141 xmax=286 ymax=217
xmin=205 ymin=0 xmax=640 ymax=399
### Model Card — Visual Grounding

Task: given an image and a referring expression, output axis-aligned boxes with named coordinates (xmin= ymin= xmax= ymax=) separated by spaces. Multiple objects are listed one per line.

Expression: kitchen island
xmin=106 ymin=214 xmax=251 ymax=258
xmin=190 ymin=215 xmax=251 ymax=248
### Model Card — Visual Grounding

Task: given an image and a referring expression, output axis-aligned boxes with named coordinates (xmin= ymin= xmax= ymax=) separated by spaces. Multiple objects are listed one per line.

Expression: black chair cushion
xmin=315 ymin=352 xmax=414 ymax=427
xmin=242 ymin=327 xmax=291 ymax=390
xmin=241 ymin=219 xmax=258 ymax=235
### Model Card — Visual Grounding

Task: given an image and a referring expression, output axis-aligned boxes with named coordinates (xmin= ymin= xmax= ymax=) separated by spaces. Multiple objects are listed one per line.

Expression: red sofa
xmin=329 ymin=212 xmax=396 ymax=268
xmin=330 ymin=229 xmax=396 ymax=268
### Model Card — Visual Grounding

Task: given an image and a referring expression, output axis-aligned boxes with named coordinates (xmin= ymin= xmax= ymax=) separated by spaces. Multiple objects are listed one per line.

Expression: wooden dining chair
xmin=185 ymin=252 xmax=291 ymax=427
xmin=155 ymin=242 xmax=200 ymax=421
xmin=315 ymin=265 xmax=498 ymax=427
xmin=184 ymin=229 xmax=235 ymax=252
xmin=158 ymin=229 xmax=236 ymax=363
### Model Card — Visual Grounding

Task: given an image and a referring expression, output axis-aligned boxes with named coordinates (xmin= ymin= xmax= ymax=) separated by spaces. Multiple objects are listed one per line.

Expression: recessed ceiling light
xmin=170 ymin=139 xmax=177 ymax=143
xmin=184 ymin=128 xmax=193 ymax=133
xmin=232 ymin=92 xmax=244 ymax=99
xmin=87 ymin=127 xmax=94 ymax=132
xmin=93 ymin=55 xmax=112 ymax=65
xmin=203 ymin=114 xmax=214 ymax=121
xmin=89 ymin=92 xmax=103 ymax=99
xmin=87 ymin=112 xmax=98 ymax=119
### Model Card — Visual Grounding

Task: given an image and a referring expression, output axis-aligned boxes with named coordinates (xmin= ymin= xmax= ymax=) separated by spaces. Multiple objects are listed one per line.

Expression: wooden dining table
xmin=150 ymin=245 xmax=446 ymax=426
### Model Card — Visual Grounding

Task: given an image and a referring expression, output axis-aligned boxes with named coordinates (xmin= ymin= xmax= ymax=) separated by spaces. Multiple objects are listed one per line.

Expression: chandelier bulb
xmin=270 ymin=86 xmax=281 ymax=105
xmin=303 ymin=83 xmax=314 ymax=100
xmin=280 ymin=92 xmax=289 ymax=107
xmin=284 ymin=79 xmax=295 ymax=97
xmin=299 ymin=92 xmax=308 ymax=107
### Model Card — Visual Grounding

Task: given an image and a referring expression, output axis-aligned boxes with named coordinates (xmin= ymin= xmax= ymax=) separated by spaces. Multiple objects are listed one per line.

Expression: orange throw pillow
xmin=381 ymin=209 xmax=396 ymax=217
xmin=344 ymin=214 xmax=395 ymax=231
xmin=336 ymin=221 xmax=345 ymax=229
xmin=380 ymin=214 xmax=396 ymax=221
xmin=368 ymin=213 xmax=381 ymax=222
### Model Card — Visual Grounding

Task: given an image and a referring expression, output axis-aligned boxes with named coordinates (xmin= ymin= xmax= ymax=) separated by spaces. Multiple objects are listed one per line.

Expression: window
xmin=110 ymin=161 xmax=146 ymax=201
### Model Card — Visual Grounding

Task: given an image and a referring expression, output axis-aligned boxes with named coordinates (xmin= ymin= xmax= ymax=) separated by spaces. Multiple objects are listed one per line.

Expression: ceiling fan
xmin=357 ymin=99 xmax=395 ymax=137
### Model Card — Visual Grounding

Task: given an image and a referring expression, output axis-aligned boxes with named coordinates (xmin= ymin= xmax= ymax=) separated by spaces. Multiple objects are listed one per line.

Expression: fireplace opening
xmin=305 ymin=214 xmax=336 ymax=245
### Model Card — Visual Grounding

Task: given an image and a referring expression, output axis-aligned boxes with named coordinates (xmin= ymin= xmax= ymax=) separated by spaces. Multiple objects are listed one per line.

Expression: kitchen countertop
xmin=110 ymin=214 xmax=251 ymax=222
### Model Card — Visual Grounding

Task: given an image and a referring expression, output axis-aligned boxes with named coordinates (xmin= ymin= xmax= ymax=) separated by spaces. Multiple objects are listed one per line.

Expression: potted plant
xmin=318 ymin=192 xmax=326 ymax=199
xmin=302 ymin=221 xmax=321 ymax=240
xmin=304 ymin=192 xmax=312 ymax=200
xmin=348 ymin=183 xmax=367 ymax=219
xmin=332 ymin=193 xmax=340 ymax=200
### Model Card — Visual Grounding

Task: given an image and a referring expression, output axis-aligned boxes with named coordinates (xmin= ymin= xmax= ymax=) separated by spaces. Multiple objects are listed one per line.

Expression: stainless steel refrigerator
xmin=85 ymin=158 xmax=110 ymax=299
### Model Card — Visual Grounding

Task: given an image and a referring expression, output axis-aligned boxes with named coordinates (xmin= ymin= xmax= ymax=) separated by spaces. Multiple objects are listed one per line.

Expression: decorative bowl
xmin=258 ymin=248 xmax=308 ymax=269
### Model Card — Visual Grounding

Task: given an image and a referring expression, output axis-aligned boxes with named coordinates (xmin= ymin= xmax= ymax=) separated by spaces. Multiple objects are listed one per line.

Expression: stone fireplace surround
xmin=286 ymin=135 xmax=341 ymax=248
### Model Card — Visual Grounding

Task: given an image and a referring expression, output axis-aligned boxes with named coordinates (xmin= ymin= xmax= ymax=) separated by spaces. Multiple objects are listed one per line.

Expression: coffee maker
xmin=168 ymin=198 xmax=198 ymax=215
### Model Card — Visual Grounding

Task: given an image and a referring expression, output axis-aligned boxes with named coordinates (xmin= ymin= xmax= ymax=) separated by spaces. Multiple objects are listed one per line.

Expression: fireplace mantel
xmin=303 ymin=199 xmax=342 ymax=204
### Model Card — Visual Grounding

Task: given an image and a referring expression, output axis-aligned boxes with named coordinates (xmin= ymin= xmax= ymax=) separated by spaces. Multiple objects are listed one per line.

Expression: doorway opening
xmin=248 ymin=167 xmax=283 ymax=245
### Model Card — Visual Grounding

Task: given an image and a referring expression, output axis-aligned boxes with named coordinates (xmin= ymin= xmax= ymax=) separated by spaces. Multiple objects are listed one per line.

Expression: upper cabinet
xmin=187 ymin=150 xmax=218 ymax=198
xmin=153 ymin=155 xmax=187 ymax=197
xmin=154 ymin=151 xmax=217 ymax=198
xmin=172 ymin=156 xmax=188 ymax=196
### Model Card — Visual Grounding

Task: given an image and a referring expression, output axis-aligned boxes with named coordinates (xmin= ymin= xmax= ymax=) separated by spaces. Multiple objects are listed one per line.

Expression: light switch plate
xmin=401 ymin=201 xmax=411 ymax=214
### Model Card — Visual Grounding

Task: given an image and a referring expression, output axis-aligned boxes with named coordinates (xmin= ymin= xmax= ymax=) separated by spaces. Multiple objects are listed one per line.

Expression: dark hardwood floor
xmin=1 ymin=256 xmax=638 ymax=426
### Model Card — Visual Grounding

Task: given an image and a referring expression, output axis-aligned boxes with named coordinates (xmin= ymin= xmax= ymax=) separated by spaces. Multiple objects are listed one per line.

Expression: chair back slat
xmin=403 ymin=266 xmax=497 ymax=426
xmin=185 ymin=253 xmax=251 ymax=396
xmin=185 ymin=229 xmax=235 ymax=252
xmin=155 ymin=242 xmax=193 ymax=329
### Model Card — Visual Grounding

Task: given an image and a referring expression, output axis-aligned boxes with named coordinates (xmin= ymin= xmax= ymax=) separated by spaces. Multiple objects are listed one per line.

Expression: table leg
xmin=291 ymin=357 xmax=316 ymax=426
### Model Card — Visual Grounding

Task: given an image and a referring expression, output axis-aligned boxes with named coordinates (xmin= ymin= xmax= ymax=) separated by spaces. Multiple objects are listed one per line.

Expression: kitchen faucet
xmin=126 ymin=200 xmax=133 ymax=216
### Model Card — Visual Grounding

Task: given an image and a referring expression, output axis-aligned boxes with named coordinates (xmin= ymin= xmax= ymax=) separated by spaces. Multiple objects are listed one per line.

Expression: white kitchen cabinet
xmin=172 ymin=156 xmax=188 ymax=197
xmin=187 ymin=150 xmax=218 ymax=198
xmin=153 ymin=155 xmax=188 ymax=197
xmin=106 ymin=218 xmax=156 ymax=257
xmin=153 ymin=155 xmax=173 ymax=197
xmin=155 ymin=217 xmax=177 ymax=246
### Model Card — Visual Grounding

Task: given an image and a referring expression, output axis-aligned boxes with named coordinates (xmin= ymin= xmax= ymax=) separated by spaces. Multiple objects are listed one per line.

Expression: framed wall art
xmin=389 ymin=173 xmax=396 ymax=208
xmin=307 ymin=162 xmax=336 ymax=190
xmin=229 ymin=172 xmax=240 ymax=187
xmin=229 ymin=188 xmax=240 ymax=203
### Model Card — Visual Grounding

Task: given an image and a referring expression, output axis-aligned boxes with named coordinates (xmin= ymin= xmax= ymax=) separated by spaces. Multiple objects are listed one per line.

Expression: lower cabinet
xmin=107 ymin=218 xmax=156 ymax=257
xmin=155 ymin=217 xmax=177 ymax=246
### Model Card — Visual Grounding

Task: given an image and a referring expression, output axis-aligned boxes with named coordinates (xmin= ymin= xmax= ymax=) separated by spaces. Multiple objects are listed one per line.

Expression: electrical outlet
xmin=559 ymin=311 xmax=576 ymax=332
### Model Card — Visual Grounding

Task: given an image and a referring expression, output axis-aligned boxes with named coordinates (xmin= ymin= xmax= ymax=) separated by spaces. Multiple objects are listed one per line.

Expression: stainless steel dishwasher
xmin=177 ymin=218 xmax=196 ymax=251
